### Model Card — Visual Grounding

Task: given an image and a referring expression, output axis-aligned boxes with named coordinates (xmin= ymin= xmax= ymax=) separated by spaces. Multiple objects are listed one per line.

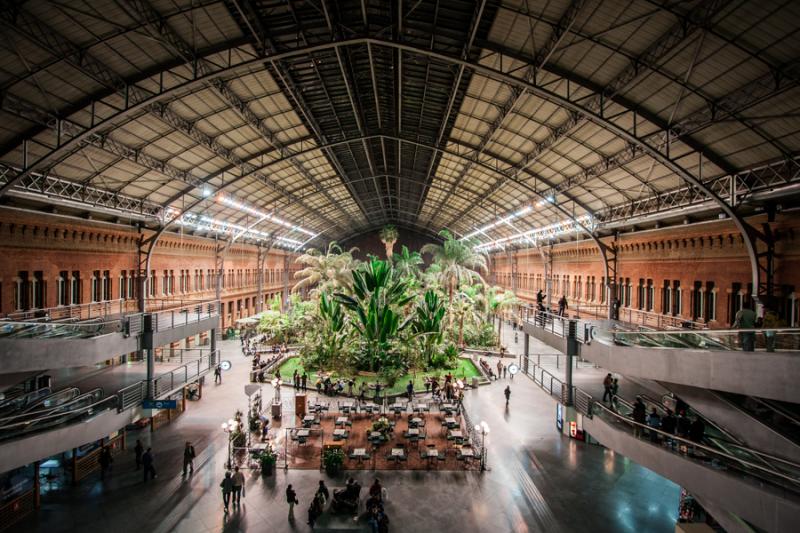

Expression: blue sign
xmin=143 ymin=399 xmax=178 ymax=410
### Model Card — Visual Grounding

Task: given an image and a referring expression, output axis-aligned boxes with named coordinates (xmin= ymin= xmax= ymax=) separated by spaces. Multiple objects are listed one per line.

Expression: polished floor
xmin=18 ymin=331 xmax=680 ymax=532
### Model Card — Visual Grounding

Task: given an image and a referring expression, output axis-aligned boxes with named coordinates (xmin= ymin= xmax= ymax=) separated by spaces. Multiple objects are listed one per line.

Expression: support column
xmin=282 ymin=254 xmax=290 ymax=311
xmin=523 ymin=332 xmax=530 ymax=374
xmin=565 ymin=319 xmax=579 ymax=406
xmin=255 ymin=245 xmax=266 ymax=314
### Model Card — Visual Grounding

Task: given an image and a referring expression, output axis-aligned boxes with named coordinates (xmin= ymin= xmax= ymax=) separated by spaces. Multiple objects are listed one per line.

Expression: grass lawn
xmin=275 ymin=356 xmax=482 ymax=396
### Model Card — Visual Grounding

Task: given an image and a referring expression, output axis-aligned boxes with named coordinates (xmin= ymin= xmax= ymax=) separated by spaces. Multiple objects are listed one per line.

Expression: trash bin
xmin=472 ymin=377 xmax=479 ymax=388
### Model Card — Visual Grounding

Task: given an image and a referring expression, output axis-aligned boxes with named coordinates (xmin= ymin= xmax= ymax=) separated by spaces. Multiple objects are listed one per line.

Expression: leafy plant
xmin=256 ymin=447 xmax=277 ymax=473
xmin=322 ymin=447 xmax=345 ymax=475
xmin=379 ymin=225 xmax=399 ymax=259
xmin=292 ymin=241 xmax=359 ymax=296
xmin=335 ymin=259 xmax=413 ymax=371
xmin=421 ymin=229 xmax=488 ymax=302
xmin=410 ymin=290 xmax=446 ymax=366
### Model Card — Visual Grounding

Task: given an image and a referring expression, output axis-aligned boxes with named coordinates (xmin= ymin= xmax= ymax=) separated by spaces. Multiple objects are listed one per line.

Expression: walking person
xmin=142 ymin=447 xmax=157 ymax=482
xmin=99 ymin=446 xmax=113 ymax=480
xmin=504 ymin=385 xmax=511 ymax=406
xmin=632 ymin=398 xmax=646 ymax=439
xmin=406 ymin=380 xmax=414 ymax=401
xmin=558 ymin=295 xmax=568 ymax=317
xmin=220 ymin=471 xmax=234 ymax=513
xmin=602 ymin=373 xmax=614 ymax=403
xmin=733 ymin=301 xmax=757 ymax=352
xmin=611 ymin=378 xmax=619 ymax=399
xmin=182 ymin=441 xmax=196 ymax=476
xmin=496 ymin=359 xmax=502 ymax=380
xmin=134 ymin=439 xmax=143 ymax=470
xmin=503 ymin=365 xmax=508 ymax=379
xmin=647 ymin=408 xmax=662 ymax=443
xmin=231 ymin=466 xmax=245 ymax=507
xmin=286 ymin=484 xmax=299 ymax=520
xmin=214 ymin=364 xmax=222 ymax=384
xmin=301 ymin=372 xmax=308 ymax=391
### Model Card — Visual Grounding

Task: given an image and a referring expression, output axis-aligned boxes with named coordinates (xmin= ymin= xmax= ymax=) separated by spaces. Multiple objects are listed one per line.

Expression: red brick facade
xmin=0 ymin=209 xmax=299 ymax=329
xmin=488 ymin=213 xmax=800 ymax=327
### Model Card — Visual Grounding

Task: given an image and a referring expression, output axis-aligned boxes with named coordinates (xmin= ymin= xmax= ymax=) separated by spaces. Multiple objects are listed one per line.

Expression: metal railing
xmin=602 ymin=327 xmax=800 ymax=352
xmin=519 ymin=355 xmax=571 ymax=401
xmin=1 ymin=299 xmax=135 ymax=321
xmin=151 ymin=301 xmax=218 ymax=332
xmin=615 ymin=307 xmax=707 ymax=330
xmin=151 ymin=352 xmax=217 ymax=398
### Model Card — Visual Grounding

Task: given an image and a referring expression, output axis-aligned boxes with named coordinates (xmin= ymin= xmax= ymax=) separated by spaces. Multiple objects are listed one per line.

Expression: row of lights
xmin=461 ymin=205 xmax=532 ymax=241
xmin=169 ymin=192 xmax=319 ymax=250
xmin=474 ymin=214 xmax=593 ymax=252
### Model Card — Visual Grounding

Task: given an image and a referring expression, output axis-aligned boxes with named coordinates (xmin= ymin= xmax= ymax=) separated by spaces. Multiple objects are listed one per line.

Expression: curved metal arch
xmin=0 ymin=37 xmax=760 ymax=296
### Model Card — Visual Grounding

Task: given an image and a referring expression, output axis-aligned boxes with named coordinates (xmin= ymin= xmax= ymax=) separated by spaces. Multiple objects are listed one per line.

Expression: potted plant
xmin=322 ymin=447 xmax=345 ymax=476
xmin=256 ymin=447 xmax=277 ymax=476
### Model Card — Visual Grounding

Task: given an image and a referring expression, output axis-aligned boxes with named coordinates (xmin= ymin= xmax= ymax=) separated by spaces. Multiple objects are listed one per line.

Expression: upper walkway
xmin=0 ymin=300 xmax=220 ymax=373
xmin=522 ymin=310 xmax=800 ymax=403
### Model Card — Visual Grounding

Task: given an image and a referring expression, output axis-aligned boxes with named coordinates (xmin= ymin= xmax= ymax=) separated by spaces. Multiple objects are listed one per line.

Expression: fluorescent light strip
xmin=218 ymin=195 xmax=316 ymax=237
xmin=461 ymin=205 xmax=532 ymax=241
xmin=475 ymin=214 xmax=593 ymax=252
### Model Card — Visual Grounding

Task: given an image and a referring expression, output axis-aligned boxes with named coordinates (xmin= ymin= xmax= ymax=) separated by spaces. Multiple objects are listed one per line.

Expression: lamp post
xmin=474 ymin=420 xmax=490 ymax=471
xmin=221 ymin=418 xmax=239 ymax=469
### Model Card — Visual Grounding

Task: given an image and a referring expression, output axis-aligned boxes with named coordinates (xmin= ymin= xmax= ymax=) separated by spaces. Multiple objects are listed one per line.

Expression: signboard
xmin=507 ymin=363 xmax=519 ymax=376
xmin=556 ymin=403 xmax=563 ymax=431
xmin=143 ymin=399 xmax=178 ymax=410
xmin=220 ymin=360 xmax=232 ymax=371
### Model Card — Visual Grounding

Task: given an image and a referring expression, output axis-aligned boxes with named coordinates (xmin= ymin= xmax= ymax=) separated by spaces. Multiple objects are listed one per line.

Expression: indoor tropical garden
xmin=258 ymin=228 xmax=521 ymax=395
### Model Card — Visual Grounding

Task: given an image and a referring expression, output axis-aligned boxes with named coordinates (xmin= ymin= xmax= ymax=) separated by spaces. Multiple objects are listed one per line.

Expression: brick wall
xmin=0 ymin=209 xmax=300 ymax=328
xmin=488 ymin=213 xmax=800 ymax=327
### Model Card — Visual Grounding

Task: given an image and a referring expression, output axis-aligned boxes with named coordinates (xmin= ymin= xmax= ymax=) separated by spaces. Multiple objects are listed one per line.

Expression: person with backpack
xmin=220 ymin=471 xmax=234 ymax=513
xmin=214 ymin=364 xmax=222 ymax=384
xmin=183 ymin=441 xmax=196 ymax=475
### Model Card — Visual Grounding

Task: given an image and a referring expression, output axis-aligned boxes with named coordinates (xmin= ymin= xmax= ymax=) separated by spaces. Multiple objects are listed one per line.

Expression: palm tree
xmin=379 ymin=225 xmax=399 ymax=259
xmin=449 ymin=289 xmax=481 ymax=348
xmin=393 ymin=245 xmax=423 ymax=279
xmin=292 ymin=241 xmax=358 ymax=295
xmin=421 ymin=229 xmax=488 ymax=302
xmin=488 ymin=287 xmax=521 ymax=339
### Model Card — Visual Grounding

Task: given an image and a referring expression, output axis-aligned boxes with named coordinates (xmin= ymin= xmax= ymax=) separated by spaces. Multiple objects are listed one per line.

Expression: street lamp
xmin=221 ymin=418 xmax=239 ymax=469
xmin=474 ymin=420 xmax=490 ymax=471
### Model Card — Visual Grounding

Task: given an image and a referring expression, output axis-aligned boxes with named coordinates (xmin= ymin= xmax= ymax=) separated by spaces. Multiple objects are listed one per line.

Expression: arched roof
xmin=0 ymin=0 xmax=798 ymax=248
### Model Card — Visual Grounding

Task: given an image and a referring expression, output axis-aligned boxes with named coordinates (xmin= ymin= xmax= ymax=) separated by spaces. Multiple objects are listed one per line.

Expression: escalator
xmin=585 ymin=399 xmax=800 ymax=532
xmin=716 ymin=392 xmax=800 ymax=447
xmin=614 ymin=393 xmax=800 ymax=485
xmin=0 ymin=388 xmax=109 ymax=441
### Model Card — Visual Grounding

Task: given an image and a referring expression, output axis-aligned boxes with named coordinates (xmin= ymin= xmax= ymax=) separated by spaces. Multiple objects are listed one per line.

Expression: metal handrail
xmin=592 ymin=401 xmax=800 ymax=488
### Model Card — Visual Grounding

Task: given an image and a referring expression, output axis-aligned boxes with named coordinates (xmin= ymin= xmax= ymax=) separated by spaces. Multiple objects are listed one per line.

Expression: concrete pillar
xmin=185 ymin=335 xmax=194 ymax=348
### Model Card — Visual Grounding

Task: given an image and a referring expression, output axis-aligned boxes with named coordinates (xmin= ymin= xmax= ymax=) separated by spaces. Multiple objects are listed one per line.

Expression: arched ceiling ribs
xmin=0 ymin=36 xmax=787 ymax=278
xmin=427 ymin=0 xmax=587 ymax=224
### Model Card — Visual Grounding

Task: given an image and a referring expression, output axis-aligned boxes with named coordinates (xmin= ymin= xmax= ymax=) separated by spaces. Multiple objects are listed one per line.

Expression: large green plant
xmin=292 ymin=241 xmax=358 ymax=296
xmin=421 ymin=230 xmax=488 ymax=302
xmin=335 ymin=259 xmax=413 ymax=371
xmin=394 ymin=245 xmax=423 ymax=279
xmin=410 ymin=290 xmax=446 ymax=366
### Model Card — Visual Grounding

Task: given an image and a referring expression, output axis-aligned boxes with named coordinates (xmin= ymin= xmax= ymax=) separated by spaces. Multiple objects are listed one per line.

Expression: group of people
xmin=631 ymin=397 xmax=705 ymax=444
xmin=219 ymin=466 xmax=246 ymax=513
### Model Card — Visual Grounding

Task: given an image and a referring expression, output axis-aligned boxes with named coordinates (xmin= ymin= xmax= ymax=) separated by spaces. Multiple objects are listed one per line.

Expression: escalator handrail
xmin=593 ymin=401 xmax=800 ymax=488
xmin=752 ymin=397 xmax=800 ymax=428
xmin=0 ymin=395 xmax=118 ymax=435
xmin=611 ymin=394 xmax=800 ymax=470
xmin=22 ymin=386 xmax=81 ymax=413
xmin=2 ymin=388 xmax=103 ymax=423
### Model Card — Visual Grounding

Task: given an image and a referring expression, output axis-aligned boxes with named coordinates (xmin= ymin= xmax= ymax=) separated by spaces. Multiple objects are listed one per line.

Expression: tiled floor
xmin=17 ymin=335 xmax=681 ymax=532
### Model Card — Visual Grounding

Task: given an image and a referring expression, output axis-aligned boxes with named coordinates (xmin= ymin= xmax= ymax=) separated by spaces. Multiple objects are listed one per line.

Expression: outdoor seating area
xmin=283 ymin=395 xmax=481 ymax=471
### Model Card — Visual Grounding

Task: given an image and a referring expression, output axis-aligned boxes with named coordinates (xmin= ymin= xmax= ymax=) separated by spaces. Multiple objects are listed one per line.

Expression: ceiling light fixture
xmin=475 ymin=214 xmax=593 ymax=253
xmin=461 ymin=205 xmax=532 ymax=241
xmin=217 ymin=194 xmax=316 ymax=237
